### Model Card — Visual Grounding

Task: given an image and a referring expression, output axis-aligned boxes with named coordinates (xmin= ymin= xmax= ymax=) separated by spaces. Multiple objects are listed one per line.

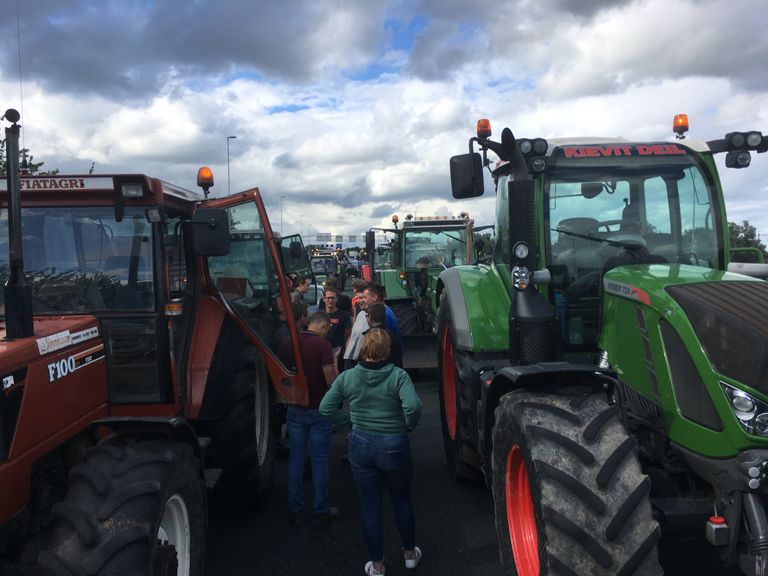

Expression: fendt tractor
xmin=0 ymin=109 xmax=312 ymax=575
xmin=440 ymin=115 xmax=768 ymax=575
xmin=365 ymin=212 xmax=477 ymax=337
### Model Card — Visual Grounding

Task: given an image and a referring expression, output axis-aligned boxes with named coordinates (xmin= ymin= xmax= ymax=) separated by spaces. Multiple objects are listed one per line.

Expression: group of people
xmin=284 ymin=278 xmax=422 ymax=575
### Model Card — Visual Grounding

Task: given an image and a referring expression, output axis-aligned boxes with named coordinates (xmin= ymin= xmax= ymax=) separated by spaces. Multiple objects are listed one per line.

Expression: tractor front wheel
xmin=491 ymin=390 xmax=662 ymax=575
xmin=39 ymin=438 xmax=205 ymax=576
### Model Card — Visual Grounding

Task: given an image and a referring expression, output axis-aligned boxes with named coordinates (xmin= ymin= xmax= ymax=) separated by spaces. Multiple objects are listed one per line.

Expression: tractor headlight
xmin=722 ymin=382 xmax=768 ymax=436
xmin=746 ymin=131 xmax=763 ymax=148
xmin=726 ymin=150 xmax=752 ymax=169
xmin=513 ymin=241 xmax=530 ymax=260
xmin=512 ymin=265 xmax=532 ymax=290
xmin=518 ymin=139 xmax=533 ymax=154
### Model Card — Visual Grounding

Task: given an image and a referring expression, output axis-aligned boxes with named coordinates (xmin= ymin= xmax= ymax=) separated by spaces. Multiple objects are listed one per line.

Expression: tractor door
xmin=198 ymin=192 xmax=306 ymax=404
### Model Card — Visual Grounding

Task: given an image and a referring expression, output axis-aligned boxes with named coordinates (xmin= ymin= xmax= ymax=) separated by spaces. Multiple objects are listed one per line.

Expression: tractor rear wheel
xmin=39 ymin=438 xmax=205 ymax=576
xmin=389 ymin=301 xmax=419 ymax=337
xmin=437 ymin=292 xmax=479 ymax=480
xmin=209 ymin=354 xmax=275 ymax=507
xmin=491 ymin=390 xmax=662 ymax=576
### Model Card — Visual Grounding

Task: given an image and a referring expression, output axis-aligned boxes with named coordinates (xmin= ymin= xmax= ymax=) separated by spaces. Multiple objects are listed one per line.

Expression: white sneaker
xmin=365 ymin=561 xmax=385 ymax=575
xmin=404 ymin=546 xmax=422 ymax=569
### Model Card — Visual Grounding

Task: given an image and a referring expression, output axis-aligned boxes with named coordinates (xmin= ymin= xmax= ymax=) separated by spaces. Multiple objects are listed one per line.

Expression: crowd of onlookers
xmin=281 ymin=276 xmax=422 ymax=575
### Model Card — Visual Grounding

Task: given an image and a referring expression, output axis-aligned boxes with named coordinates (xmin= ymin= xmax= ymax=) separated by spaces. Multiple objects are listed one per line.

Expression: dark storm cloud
xmin=0 ymin=0 xmax=384 ymax=100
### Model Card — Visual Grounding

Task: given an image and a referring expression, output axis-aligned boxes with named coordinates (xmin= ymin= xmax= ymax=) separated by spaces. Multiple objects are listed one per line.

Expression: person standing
xmin=344 ymin=285 xmax=370 ymax=370
xmin=322 ymin=284 xmax=351 ymax=369
xmin=291 ymin=274 xmax=312 ymax=304
xmin=363 ymin=283 xmax=403 ymax=365
xmin=365 ymin=302 xmax=403 ymax=368
xmin=287 ymin=311 xmax=339 ymax=527
xmin=320 ymin=328 xmax=423 ymax=575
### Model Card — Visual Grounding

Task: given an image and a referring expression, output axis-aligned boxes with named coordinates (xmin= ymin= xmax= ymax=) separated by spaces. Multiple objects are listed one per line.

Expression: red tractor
xmin=0 ymin=109 xmax=311 ymax=575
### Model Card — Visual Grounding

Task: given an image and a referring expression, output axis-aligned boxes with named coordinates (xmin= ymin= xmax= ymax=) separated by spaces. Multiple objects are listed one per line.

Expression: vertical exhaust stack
xmin=3 ymin=109 xmax=34 ymax=339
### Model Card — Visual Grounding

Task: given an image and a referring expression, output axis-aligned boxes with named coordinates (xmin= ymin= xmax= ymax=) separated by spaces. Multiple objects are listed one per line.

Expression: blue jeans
xmin=287 ymin=406 xmax=333 ymax=514
xmin=348 ymin=430 xmax=415 ymax=562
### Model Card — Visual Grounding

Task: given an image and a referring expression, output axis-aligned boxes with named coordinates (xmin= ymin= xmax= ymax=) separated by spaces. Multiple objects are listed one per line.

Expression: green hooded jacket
xmin=319 ymin=361 xmax=422 ymax=435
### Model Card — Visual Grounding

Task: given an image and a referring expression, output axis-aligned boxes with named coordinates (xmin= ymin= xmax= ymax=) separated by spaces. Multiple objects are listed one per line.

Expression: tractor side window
xmin=678 ymin=168 xmax=716 ymax=267
xmin=207 ymin=202 xmax=297 ymax=370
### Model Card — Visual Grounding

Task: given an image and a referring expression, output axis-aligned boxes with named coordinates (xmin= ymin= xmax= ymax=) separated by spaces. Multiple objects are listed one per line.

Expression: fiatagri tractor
xmin=365 ymin=212 xmax=477 ymax=337
xmin=0 ymin=109 xmax=312 ymax=575
xmin=441 ymin=114 xmax=768 ymax=575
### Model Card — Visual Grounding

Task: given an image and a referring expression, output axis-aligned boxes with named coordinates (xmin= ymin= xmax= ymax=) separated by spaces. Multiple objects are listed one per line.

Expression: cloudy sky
xmin=2 ymin=0 xmax=768 ymax=242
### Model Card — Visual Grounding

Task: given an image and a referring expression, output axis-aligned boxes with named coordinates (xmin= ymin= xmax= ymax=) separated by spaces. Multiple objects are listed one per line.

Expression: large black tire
xmin=491 ymin=390 xmax=662 ymax=576
xmin=39 ymin=438 xmax=205 ymax=576
xmin=389 ymin=301 xmax=419 ymax=336
xmin=208 ymin=354 xmax=275 ymax=507
xmin=436 ymin=291 xmax=480 ymax=480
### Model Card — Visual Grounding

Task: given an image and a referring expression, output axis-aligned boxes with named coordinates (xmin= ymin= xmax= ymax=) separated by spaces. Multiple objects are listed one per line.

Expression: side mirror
xmin=581 ymin=183 xmax=603 ymax=199
xmin=192 ymin=208 xmax=230 ymax=256
xmin=450 ymin=152 xmax=484 ymax=198
xmin=365 ymin=230 xmax=375 ymax=252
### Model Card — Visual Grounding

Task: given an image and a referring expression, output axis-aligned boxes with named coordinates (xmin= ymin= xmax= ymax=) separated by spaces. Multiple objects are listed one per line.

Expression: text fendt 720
xmin=441 ymin=115 xmax=768 ymax=575
xmin=0 ymin=110 xmax=313 ymax=575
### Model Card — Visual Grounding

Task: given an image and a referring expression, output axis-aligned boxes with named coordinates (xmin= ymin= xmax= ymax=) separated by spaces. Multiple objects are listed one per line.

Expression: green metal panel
xmin=601 ymin=264 xmax=768 ymax=457
xmin=452 ymin=265 xmax=510 ymax=352
xmin=379 ymin=269 xmax=408 ymax=299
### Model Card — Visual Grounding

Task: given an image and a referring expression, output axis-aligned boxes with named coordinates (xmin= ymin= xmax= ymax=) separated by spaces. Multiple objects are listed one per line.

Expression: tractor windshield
xmin=403 ymin=228 xmax=469 ymax=269
xmin=0 ymin=207 xmax=155 ymax=315
xmin=544 ymin=148 xmax=722 ymax=350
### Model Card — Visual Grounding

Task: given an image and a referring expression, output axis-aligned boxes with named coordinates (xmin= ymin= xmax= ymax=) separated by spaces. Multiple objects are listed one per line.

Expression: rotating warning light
xmin=197 ymin=166 xmax=214 ymax=188
xmin=477 ymin=119 xmax=492 ymax=139
xmin=673 ymin=114 xmax=689 ymax=137
xmin=392 ymin=214 xmax=399 ymax=224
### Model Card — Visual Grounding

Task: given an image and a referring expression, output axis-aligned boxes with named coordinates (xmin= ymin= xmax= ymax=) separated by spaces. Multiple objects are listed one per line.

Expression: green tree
xmin=0 ymin=133 xmax=58 ymax=176
xmin=729 ymin=220 xmax=766 ymax=251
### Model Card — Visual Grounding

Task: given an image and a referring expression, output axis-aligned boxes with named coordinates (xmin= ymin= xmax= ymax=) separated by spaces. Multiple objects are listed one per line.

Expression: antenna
xmin=15 ymin=0 xmax=25 ymax=151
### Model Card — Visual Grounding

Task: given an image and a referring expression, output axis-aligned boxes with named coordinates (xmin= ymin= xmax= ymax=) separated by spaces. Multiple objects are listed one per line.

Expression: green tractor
xmin=366 ymin=213 xmax=476 ymax=336
xmin=441 ymin=116 xmax=768 ymax=575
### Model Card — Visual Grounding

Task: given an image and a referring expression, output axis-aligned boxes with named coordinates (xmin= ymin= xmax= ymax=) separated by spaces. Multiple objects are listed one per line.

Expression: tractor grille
xmin=666 ymin=282 xmax=768 ymax=396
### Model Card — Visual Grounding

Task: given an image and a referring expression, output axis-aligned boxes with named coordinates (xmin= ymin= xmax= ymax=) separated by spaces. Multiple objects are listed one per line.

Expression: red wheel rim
xmin=441 ymin=325 xmax=457 ymax=439
xmin=505 ymin=445 xmax=539 ymax=576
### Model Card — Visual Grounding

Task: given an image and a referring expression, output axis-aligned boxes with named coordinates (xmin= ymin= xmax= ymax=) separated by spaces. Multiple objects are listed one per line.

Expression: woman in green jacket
xmin=320 ymin=328 xmax=423 ymax=575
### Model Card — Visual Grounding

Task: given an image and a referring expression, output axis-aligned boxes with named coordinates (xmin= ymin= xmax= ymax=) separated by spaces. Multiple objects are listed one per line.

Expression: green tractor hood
xmin=600 ymin=263 xmax=768 ymax=457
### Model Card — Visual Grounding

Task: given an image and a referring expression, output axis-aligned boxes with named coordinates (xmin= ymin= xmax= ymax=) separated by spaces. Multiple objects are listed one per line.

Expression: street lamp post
xmin=299 ymin=214 xmax=303 ymax=236
xmin=226 ymin=135 xmax=237 ymax=195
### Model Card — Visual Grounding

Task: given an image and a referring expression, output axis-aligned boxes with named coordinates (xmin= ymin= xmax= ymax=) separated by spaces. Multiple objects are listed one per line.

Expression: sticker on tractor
xmin=2 ymin=375 xmax=14 ymax=390
xmin=603 ymin=279 xmax=651 ymax=305
xmin=37 ymin=331 xmax=72 ymax=355
xmin=47 ymin=345 xmax=105 ymax=382
xmin=561 ymin=144 xmax=687 ymax=159
xmin=36 ymin=327 xmax=99 ymax=355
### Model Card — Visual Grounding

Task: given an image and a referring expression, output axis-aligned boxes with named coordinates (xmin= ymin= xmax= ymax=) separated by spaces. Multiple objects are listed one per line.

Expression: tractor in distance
xmin=440 ymin=114 xmax=768 ymax=575
xmin=0 ymin=109 xmax=312 ymax=575
xmin=365 ymin=212 xmax=479 ymax=337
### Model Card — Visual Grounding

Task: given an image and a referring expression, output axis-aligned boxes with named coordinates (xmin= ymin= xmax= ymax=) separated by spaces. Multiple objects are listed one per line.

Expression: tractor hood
xmin=0 ymin=316 xmax=102 ymax=376
xmin=600 ymin=263 xmax=768 ymax=456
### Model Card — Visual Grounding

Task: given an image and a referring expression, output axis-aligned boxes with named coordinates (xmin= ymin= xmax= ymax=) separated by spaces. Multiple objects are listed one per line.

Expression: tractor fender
xmin=89 ymin=416 xmax=205 ymax=478
xmin=477 ymin=362 xmax=616 ymax=475
xmin=490 ymin=362 xmax=615 ymax=400
xmin=437 ymin=265 xmax=510 ymax=352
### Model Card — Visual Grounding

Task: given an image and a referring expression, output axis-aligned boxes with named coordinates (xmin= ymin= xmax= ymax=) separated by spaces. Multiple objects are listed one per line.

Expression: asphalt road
xmin=205 ymin=367 xmax=506 ymax=576
xmin=1 ymin=366 xmax=742 ymax=575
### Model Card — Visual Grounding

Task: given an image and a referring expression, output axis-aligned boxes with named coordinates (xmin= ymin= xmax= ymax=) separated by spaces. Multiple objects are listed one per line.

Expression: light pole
xmin=299 ymin=214 xmax=303 ymax=236
xmin=226 ymin=135 xmax=237 ymax=195
xmin=280 ymin=195 xmax=286 ymax=236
